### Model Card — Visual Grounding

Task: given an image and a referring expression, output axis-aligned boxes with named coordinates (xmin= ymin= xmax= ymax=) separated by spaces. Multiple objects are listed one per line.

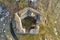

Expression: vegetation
xmin=19 ymin=0 xmax=24 ymax=9
xmin=22 ymin=16 xmax=36 ymax=30
xmin=16 ymin=0 xmax=60 ymax=40
xmin=0 ymin=0 xmax=60 ymax=40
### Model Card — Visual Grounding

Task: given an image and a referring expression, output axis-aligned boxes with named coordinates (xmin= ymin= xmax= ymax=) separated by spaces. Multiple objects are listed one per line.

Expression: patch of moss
xmin=22 ymin=16 xmax=36 ymax=29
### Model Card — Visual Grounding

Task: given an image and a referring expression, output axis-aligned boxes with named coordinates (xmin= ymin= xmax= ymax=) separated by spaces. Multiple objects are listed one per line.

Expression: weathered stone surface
xmin=14 ymin=8 xmax=41 ymax=34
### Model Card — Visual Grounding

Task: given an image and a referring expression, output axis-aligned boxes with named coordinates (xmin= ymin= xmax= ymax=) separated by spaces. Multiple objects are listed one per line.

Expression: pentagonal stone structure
xmin=15 ymin=8 xmax=41 ymax=34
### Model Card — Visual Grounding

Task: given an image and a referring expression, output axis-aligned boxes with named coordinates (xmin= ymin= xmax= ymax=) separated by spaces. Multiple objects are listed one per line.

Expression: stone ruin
xmin=15 ymin=8 xmax=41 ymax=34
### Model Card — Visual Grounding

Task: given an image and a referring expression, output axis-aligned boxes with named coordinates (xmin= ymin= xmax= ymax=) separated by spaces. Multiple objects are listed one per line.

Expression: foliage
xmin=19 ymin=0 xmax=24 ymax=9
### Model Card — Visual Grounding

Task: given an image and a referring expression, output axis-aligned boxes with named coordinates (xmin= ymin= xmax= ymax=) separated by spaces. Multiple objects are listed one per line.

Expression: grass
xmin=0 ymin=0 xmax=60 ymax=40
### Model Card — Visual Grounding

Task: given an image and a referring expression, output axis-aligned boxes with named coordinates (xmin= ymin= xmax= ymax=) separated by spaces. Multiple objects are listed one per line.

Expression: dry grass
xmin=0 ymin=0 xmax=60 ymax=40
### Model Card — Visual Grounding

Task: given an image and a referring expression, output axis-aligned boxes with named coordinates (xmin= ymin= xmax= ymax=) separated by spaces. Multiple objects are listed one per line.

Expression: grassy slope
xmin=16 ymin=0 xmax=60 ymax=40
xmin=0 ymin=0 xmax=60 ymax=40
